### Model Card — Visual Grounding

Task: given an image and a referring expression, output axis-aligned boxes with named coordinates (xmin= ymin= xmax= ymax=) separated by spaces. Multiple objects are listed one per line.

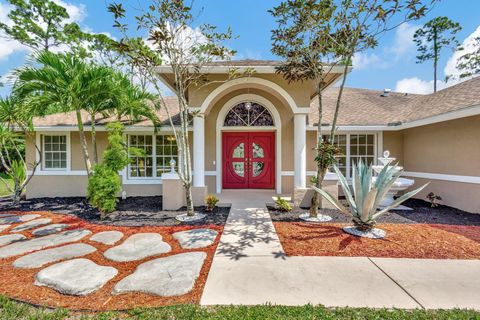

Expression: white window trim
xmin=35 ymin=132 xmax=71 ymax=173
xmin=319 ymin=132 xmax=379 ymax=180
xmin=124 ymin=133 xmax=178 ymax=183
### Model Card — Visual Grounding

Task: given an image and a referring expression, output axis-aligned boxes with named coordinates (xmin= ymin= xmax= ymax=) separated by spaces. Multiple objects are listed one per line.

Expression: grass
xmin=1 ymin=296 xmax=479 ymax=320
xmin=0 ymin=173 xmax=13 ymax=197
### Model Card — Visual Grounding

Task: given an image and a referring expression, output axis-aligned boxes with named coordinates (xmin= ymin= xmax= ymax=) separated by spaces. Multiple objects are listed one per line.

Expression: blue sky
xmin=1 ymin=0 xmax=479 ymax=97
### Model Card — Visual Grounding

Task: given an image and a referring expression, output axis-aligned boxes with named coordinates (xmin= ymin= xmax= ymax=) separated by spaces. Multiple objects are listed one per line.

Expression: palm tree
xmin=13 ymin=51 xmax=144 ymax=176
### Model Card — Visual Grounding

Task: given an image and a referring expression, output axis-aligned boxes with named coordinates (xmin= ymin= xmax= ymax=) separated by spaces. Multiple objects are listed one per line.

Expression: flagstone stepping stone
xmin=11 ymin=218 xmax=52 ymax=232
xmin=0 ymin=225 xmax=10 ymax=232
xmin=112 ymin=252 xmax=206 ymax=296
xmin=35 ymin=258 xmax=118 ymax=296
xmin=32 ymin=224 xmax=69 ymax=237
xmin=104 ymin=233 xmax=171 ymax=262
xmin=90 ymin=231 xmax=123 ymax=245
xmin=0 ymin=229 xmax=91 ymax=258
xmin=0 ymin=213 xmax=17 ymax=218
xmin=0 ymin=214 xmax=40 ymax=224
xmin=173 ymin=229 xmax=218 ymax=249
xmin=13 ymin=243 xmax=97 ymax=269
xmin=0 ymin=234 xmax=26 ymax=246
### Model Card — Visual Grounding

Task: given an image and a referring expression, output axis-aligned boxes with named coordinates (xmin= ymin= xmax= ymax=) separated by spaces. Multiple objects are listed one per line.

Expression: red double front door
xmin=222 ymin=132 xmax=275 ymax=189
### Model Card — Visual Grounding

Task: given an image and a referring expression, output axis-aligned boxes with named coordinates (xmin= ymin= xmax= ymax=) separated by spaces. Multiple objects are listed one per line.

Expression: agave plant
xmin=313 ymin=160 xmax=428 ymax=233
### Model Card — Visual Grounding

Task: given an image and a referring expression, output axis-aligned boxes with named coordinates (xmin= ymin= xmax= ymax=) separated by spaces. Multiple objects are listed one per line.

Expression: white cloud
xmin=395 ymin=77 xmax=448 ymax=94
xmin=395 ymin=25 xmax=480 ymax=94
xmin=0 ymin=0 xmax=86 ymax=60
xmin=389 ymin=22 xmax=419 ymax=59
xmin=444 ymin=25 xmax=480 ymax=80
xmin=0 ymin=3 xmax=30 ymax=60
xmin=352 ymin=52 xmax=384 ymax=70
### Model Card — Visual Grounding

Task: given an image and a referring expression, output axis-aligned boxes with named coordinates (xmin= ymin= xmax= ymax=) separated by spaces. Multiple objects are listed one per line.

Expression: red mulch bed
xmin=0 ymin=211 xmax=223 ymax=311
xmin=273 ymin=222 xmax=480 ymax=259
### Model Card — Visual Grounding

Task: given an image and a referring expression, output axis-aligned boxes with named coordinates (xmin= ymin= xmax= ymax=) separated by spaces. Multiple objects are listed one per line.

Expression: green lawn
xmin=0 ymin=174 xmax=13 ymax=197
xmin=0 ymin=296 xmax=479 ymax=320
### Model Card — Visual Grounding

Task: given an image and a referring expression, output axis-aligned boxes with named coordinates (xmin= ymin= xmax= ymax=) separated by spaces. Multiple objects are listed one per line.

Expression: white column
xmin=294 ymin=114 xmax=307 ymax=188
xmin=193 ymin=115 xmax=205 ymax=187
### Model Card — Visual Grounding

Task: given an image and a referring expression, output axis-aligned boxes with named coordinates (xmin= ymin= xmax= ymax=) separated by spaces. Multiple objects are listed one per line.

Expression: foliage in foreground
xmin=275 ymin=197 xmax=293 ymax=212
xmin=87 ymin=122 xmax=129 ymax=216
xmin=0 ymin=296 xmax=479 ymax=320
xmin=314 ymin=161 xmax=427 ymax=231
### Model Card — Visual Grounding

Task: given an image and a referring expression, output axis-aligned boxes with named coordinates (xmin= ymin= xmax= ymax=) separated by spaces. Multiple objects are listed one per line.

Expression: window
xmin=322 ymin=133 xmax=376 ymax=179
xmin=224 ymin=102 xmax=274 ymax=126
xmin=155 ymin=135 xmax=178 ymax=176
xmin=42 ymin=135 xmax=67 ymax=170
xmin=128 ymin=134 xmax=178 ymax=178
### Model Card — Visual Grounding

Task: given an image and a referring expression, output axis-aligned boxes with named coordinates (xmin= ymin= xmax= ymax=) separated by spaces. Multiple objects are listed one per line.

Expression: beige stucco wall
xmin=26 ymin=131 xmax=167 ymax=198
xmin=402 ymin=115 xmax=480 ymax=213
xmin=381 ymin=115 xmax=480 ymax=213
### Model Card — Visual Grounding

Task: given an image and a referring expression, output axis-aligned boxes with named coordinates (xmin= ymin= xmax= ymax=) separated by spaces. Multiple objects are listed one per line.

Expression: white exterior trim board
xmin=403 ymin=171 xmax=480 ymax=185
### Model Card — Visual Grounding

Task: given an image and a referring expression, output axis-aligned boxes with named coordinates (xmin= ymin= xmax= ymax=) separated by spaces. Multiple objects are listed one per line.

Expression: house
xmin=25 ymin=60 xmax=480 ymax=213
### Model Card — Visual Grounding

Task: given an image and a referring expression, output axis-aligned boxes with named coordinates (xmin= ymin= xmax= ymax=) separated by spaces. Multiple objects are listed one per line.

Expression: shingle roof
xmin=32 ymin=96 xmax=180 ymax=128
xmin=32 ymin=76 xmax=480 ymax=128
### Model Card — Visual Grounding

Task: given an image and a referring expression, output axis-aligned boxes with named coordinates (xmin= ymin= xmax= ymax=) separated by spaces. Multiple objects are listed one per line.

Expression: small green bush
xmin=87 ymin=122 xmax=128 ymax=217
xmin=274 ymin=197 xmax=292 ymax=212
xmin=87 ymin=164 xmax=121 ymax=216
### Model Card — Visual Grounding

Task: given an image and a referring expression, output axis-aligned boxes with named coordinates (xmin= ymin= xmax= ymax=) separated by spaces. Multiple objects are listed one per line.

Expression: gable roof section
xmin=32 ymin=76 xmax=480 ymax=130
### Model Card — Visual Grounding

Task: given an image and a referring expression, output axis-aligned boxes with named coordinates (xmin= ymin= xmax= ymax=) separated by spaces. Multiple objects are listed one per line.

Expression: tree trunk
xmin=91 ymin=114 xmax=98 ymax=164
xmin=75 ymin=109 xmax=92 ymax=176
xmin=310 ymin=81 xmax=324 ymax=217
xmin=433 ymin=27 xmax=438 ymax=93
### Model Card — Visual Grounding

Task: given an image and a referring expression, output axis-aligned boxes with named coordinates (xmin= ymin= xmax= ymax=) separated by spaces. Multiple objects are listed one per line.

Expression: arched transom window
xmin=224 ymin=102 xmax=274 ymax=127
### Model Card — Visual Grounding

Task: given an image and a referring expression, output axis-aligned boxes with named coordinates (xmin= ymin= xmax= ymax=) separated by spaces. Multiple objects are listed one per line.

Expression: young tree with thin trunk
xmin=108 ymin=0 xmax=236 ymax=217
xmin=271 ymin=0 xmax=436 ymax=218
xmin=0 ymin=0 xmax=88 ymax=53
xmin=0 ymin=96 xmax=41 ymax=204
xmin=414 ymin=16 xmax=462 ymax=93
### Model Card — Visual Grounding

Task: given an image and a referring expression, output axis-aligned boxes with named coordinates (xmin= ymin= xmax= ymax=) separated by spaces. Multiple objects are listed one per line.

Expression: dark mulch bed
xmin=267 ymin=198 xmax=480 ymax=226
xmin=0 ymin=196 xmax=230 ymax=227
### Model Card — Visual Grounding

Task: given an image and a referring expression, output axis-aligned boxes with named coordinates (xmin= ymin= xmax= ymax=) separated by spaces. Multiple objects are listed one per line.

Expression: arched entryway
xmin=215 ymin=94 xmax=282 ymax=193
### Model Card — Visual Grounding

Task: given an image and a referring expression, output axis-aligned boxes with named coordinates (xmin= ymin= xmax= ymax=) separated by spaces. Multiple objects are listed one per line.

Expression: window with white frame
xmin=42 ymin=135 xmax=68 ymax=170
xmin=322 ymin=133 xmax=376 ymax=179
xmin=128 ymin=134 xmax=178 ymax=178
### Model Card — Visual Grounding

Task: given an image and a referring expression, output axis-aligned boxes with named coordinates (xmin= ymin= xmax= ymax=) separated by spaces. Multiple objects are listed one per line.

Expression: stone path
xmin=0 ymin=214 xmax=40 ymax=224
xmin=0 ymin=229 xmax=91 ymax=258
xmin=35 ymin=258 xmax=118 ymax=296
xmin=12 ymin=218 xmax=52 ymax=232
xmin=13 ymin=243 xmax=97 ymax=269
xmin=90 ymin=231 xmax=123 ymax=245
xmin=104 ymin=233 xmax=171 ymax=262
xmin=0 ymin=212 xmax=217 ymax=301
xmin=113 ymin=252 xmax=207 ymax=296
xmin=0 ymin=234 xmax=26 ymax=246
xmin=201 ymin=190 xmax=480 ymax=310
xmin=173 ymin=229 xmax=218 ymax=249
xmin=32 ymin=224 xmax=69 ymax=237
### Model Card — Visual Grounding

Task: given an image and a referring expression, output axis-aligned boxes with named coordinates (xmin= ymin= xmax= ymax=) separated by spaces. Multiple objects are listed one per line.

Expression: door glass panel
xmin=232 ymin=162 xmax=245 ymax=177
xmin=253 ymin=161 xmax=264 ymax=177
xmin=232 ymin=143 xmax=244 ymax=158
xmin=252 ymin=143 xmax=264 ymax=158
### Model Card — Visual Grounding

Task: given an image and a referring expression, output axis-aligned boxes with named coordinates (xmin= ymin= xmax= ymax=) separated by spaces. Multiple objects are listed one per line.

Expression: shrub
xmin=274 ymin=197 xmax=292 ymax=212
xmin=87 ymin=164 xmax=121 ymax=217
xmin=87 ymin=122 xmax=128 ymax=217
xmin=205 ymin=195 xmax=219 ymax=212
xmin=314 ymin=160 xmax=428 ymax=232
xmin=426 ymin=192 xmax=442 ymax=207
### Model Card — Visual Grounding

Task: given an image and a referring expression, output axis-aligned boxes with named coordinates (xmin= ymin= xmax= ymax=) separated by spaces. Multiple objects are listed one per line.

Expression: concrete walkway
xmin=201 ymin=190 xmax=480 ymax=310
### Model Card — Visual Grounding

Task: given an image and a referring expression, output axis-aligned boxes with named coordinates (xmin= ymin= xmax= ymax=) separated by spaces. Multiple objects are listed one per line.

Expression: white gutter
xmin=31 ymin=125 xmax=190 ymax=132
